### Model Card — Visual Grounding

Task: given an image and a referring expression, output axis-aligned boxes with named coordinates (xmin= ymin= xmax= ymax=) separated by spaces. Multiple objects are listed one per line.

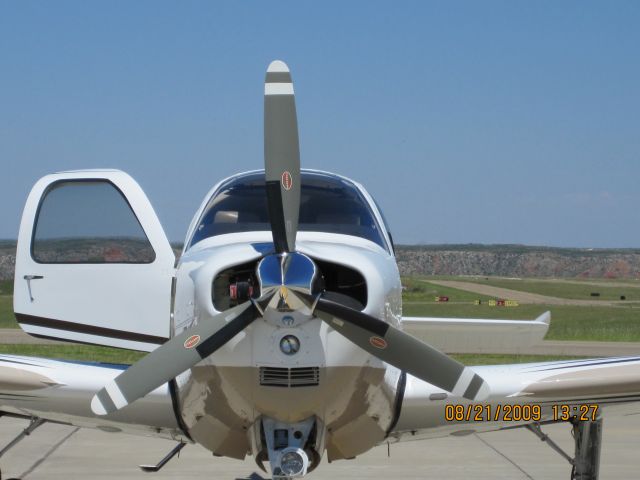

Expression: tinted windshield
xmin=189 ymin=172 xmax=387 ymax=250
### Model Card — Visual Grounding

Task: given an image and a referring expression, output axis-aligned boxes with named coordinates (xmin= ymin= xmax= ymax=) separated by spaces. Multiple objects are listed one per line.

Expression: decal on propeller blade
xmin=281 ymin=171 xmax=293 ymax=191
xmin=184 ymin=335 xmax=201 ymax=349
xmin=369 ymin=336 xmax=387 ymax=349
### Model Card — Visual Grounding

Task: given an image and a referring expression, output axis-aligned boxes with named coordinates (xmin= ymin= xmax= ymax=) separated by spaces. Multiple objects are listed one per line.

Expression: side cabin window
xmin=190 ymin=172 xmax=389 ymax=252
xmin=32 ymin=180 xmax=155 ymax=263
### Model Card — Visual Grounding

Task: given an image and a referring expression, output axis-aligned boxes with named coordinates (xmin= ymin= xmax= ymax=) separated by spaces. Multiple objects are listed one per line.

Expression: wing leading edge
xmin=402 ymin=311 xmax=550 ymax=354
xmin=0 ymin=354 xmax=186 ymax=440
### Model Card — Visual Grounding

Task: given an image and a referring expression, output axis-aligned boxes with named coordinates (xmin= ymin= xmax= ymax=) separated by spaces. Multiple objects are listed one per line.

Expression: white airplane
xmin=3 ymin=60 xmax=639 ymax=480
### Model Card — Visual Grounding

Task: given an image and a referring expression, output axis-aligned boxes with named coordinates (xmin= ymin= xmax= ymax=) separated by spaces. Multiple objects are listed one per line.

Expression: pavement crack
xmin=474 ymin=433 xmax=535 ymax=480
xmin=19 ymin=426 xmax=80 ymax=479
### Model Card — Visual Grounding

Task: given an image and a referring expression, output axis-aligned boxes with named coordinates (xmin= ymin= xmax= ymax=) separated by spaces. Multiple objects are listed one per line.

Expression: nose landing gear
xmin=250 ymin=416 xmax=324 ymax=479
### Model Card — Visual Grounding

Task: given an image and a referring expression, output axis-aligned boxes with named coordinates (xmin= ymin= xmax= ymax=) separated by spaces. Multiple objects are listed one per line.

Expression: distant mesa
xmin=1 ymin=241 xmax=640 ymax=281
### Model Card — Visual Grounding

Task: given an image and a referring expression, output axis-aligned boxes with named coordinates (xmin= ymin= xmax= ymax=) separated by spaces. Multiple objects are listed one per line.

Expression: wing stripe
xmin=531 ymin=356 xmax=640 ymax=372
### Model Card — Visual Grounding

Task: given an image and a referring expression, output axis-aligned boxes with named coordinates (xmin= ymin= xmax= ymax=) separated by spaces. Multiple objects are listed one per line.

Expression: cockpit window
xmin=189 ymin=172 xmax=388 ymax=251
xmin=372 ymin=197 xmax=395 ymax=254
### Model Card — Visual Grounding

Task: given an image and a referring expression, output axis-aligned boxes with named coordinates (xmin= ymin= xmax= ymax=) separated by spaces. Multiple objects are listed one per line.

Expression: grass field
xmin=447 ymin=276 xmax=640 ymax=301
xmin=0 ymin=279 xmax=14 ymax=328
xmin=0 ymin=343 xmax=582 ymax=366
xmin=403 ymin=278 xmax=494 ymax=303
xmin=0 ymin=296 xmax=15 ymax=328
xmin=402 ymin=275 xmax=640 ymax=342
xmin=451 ymin=354 xmax=585 ymax=365
xmin=0 ymin=344 xmax=144 ymax=364
xmin=0 ymin=274 xmax=638 ymax=364
xmin=0 ymin=280 xmax=12 ymax=295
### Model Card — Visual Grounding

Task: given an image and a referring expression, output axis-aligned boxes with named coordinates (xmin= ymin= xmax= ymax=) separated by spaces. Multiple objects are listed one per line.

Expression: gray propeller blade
xmin=91 ymin=301 xmax=260 ymax=416
xmin=312 ymin=296 xmax=490 ymax=401
xmin=264 ymin=59 xmax=301 ymax=253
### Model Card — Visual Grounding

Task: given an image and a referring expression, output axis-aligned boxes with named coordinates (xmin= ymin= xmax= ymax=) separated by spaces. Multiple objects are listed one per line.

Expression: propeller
xmin=307 ymin=294 xmax=490 ymax=401
xmin=92 ymin=60 xmax=301 ymax=416
xmin=91 ymin=301 xmax=260 ymax=415
xmin=91 ymin=59 xmax=489 ymax=416
xmin=264 ymin=60 xmax=301 ymax=253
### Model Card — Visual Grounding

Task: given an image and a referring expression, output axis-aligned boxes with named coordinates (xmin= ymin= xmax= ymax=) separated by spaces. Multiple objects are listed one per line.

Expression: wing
xmin=388 ymin=355 xmax=640 ymax=443
xmin=0 ymin=354 xmax=187 ymax=440
xmin=401 ymin=311 xmax=550 ymax=353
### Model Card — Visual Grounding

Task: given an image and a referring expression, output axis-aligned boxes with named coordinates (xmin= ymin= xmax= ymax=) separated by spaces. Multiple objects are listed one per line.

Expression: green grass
xmin=451 ymin=354 xmax=585 ymax=365
xmin=0 ymin=344 xmax=144 ymax=364
xmin=0 ymin=280 xmax=12 ymax=295
xmin=402 ymin=277 xmax=493 ymax=303
xmin=0 ymin=343 xmax=577 ymax=366
xmin=459 ymin=277 xmax=640 ymax=301
xmin=0 ymin=296 xmax=17 ymax=328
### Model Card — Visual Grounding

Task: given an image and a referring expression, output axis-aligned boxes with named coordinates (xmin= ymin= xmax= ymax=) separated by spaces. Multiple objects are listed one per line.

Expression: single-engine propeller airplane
xmin=3 ymin=60 xmax=640 ymax=479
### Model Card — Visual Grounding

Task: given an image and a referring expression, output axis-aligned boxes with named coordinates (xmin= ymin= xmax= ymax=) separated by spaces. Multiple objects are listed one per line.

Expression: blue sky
xmin=1 ymin=1 xmax=639 ymax=246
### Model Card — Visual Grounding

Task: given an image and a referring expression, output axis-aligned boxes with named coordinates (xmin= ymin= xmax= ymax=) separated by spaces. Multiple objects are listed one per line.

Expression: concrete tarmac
xmin=0 ymin=415 xmax=638 ymax=479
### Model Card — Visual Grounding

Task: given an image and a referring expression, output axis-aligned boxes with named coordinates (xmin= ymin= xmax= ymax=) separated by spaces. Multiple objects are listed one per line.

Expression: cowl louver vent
xmin=259 ymin=367 xmax=319 ymax=387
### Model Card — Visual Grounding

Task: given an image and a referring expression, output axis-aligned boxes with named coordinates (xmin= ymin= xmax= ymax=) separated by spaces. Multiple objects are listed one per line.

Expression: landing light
xmin=278 ymin=447 xmax=309 ymax=477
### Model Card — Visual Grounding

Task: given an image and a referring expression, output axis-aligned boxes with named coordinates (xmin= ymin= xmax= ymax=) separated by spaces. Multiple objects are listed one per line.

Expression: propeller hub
xmin=257 ymin=251 xmax=318 ymax=299
xmin=257 ymin=252 xmax=319 ymax=327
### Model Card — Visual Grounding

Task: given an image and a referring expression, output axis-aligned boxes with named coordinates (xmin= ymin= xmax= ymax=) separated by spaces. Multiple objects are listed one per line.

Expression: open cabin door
xmin=13 ymin=170 xmax=175 ymax=352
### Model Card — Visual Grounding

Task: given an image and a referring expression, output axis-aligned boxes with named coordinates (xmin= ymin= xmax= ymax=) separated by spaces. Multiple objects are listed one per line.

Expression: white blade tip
xmin=267 ymin=60 xmax=289 ymax=73
xmin=91 ymin=395 xmax=108 ymax=416
xmin=473 ymin=381 xmax=491 ymax=402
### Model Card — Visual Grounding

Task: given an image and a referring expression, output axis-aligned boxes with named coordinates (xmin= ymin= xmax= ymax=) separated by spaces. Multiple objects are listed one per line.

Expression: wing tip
xmin=536 ymin=311 xmax=551 ymax=325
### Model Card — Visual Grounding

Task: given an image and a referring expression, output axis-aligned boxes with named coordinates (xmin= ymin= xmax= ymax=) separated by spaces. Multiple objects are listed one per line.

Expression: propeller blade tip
xmin=453 ymin=368 xmax=491 ymax=401
xmin=267 ymin=60 xmax=290 ymax=73
xmin=91 ymin=394 xmax=108 ymax=416
xmin=471 ymin=381 xmax=491 ymax=402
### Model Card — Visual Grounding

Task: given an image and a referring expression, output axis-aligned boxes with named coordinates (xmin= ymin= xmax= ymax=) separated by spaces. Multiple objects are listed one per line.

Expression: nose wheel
xmin=255 ymin=416 xmax=322 ymax=479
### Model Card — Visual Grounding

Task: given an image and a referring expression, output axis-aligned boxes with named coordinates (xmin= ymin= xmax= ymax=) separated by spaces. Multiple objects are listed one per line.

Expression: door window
xmin=32 ymin=180 xmax=155 ymax=264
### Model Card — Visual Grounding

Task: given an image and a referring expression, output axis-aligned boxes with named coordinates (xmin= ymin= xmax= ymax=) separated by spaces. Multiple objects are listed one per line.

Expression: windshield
xmin=189 ymin=172 xmax=387 ymax=250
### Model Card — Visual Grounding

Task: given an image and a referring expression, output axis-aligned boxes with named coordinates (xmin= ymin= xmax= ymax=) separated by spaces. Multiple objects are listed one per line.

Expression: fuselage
xmin=172 ymin=170 xmax=404 ymax=464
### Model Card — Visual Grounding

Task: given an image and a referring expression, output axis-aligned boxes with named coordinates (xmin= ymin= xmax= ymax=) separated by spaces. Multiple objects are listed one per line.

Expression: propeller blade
xmin=312 ymin=296 xmax=490 ymax=401
xmin=91 ymin=301 xmax=260 ymax=416
xmin=264 ymin=59 xmax=301 ymax=253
